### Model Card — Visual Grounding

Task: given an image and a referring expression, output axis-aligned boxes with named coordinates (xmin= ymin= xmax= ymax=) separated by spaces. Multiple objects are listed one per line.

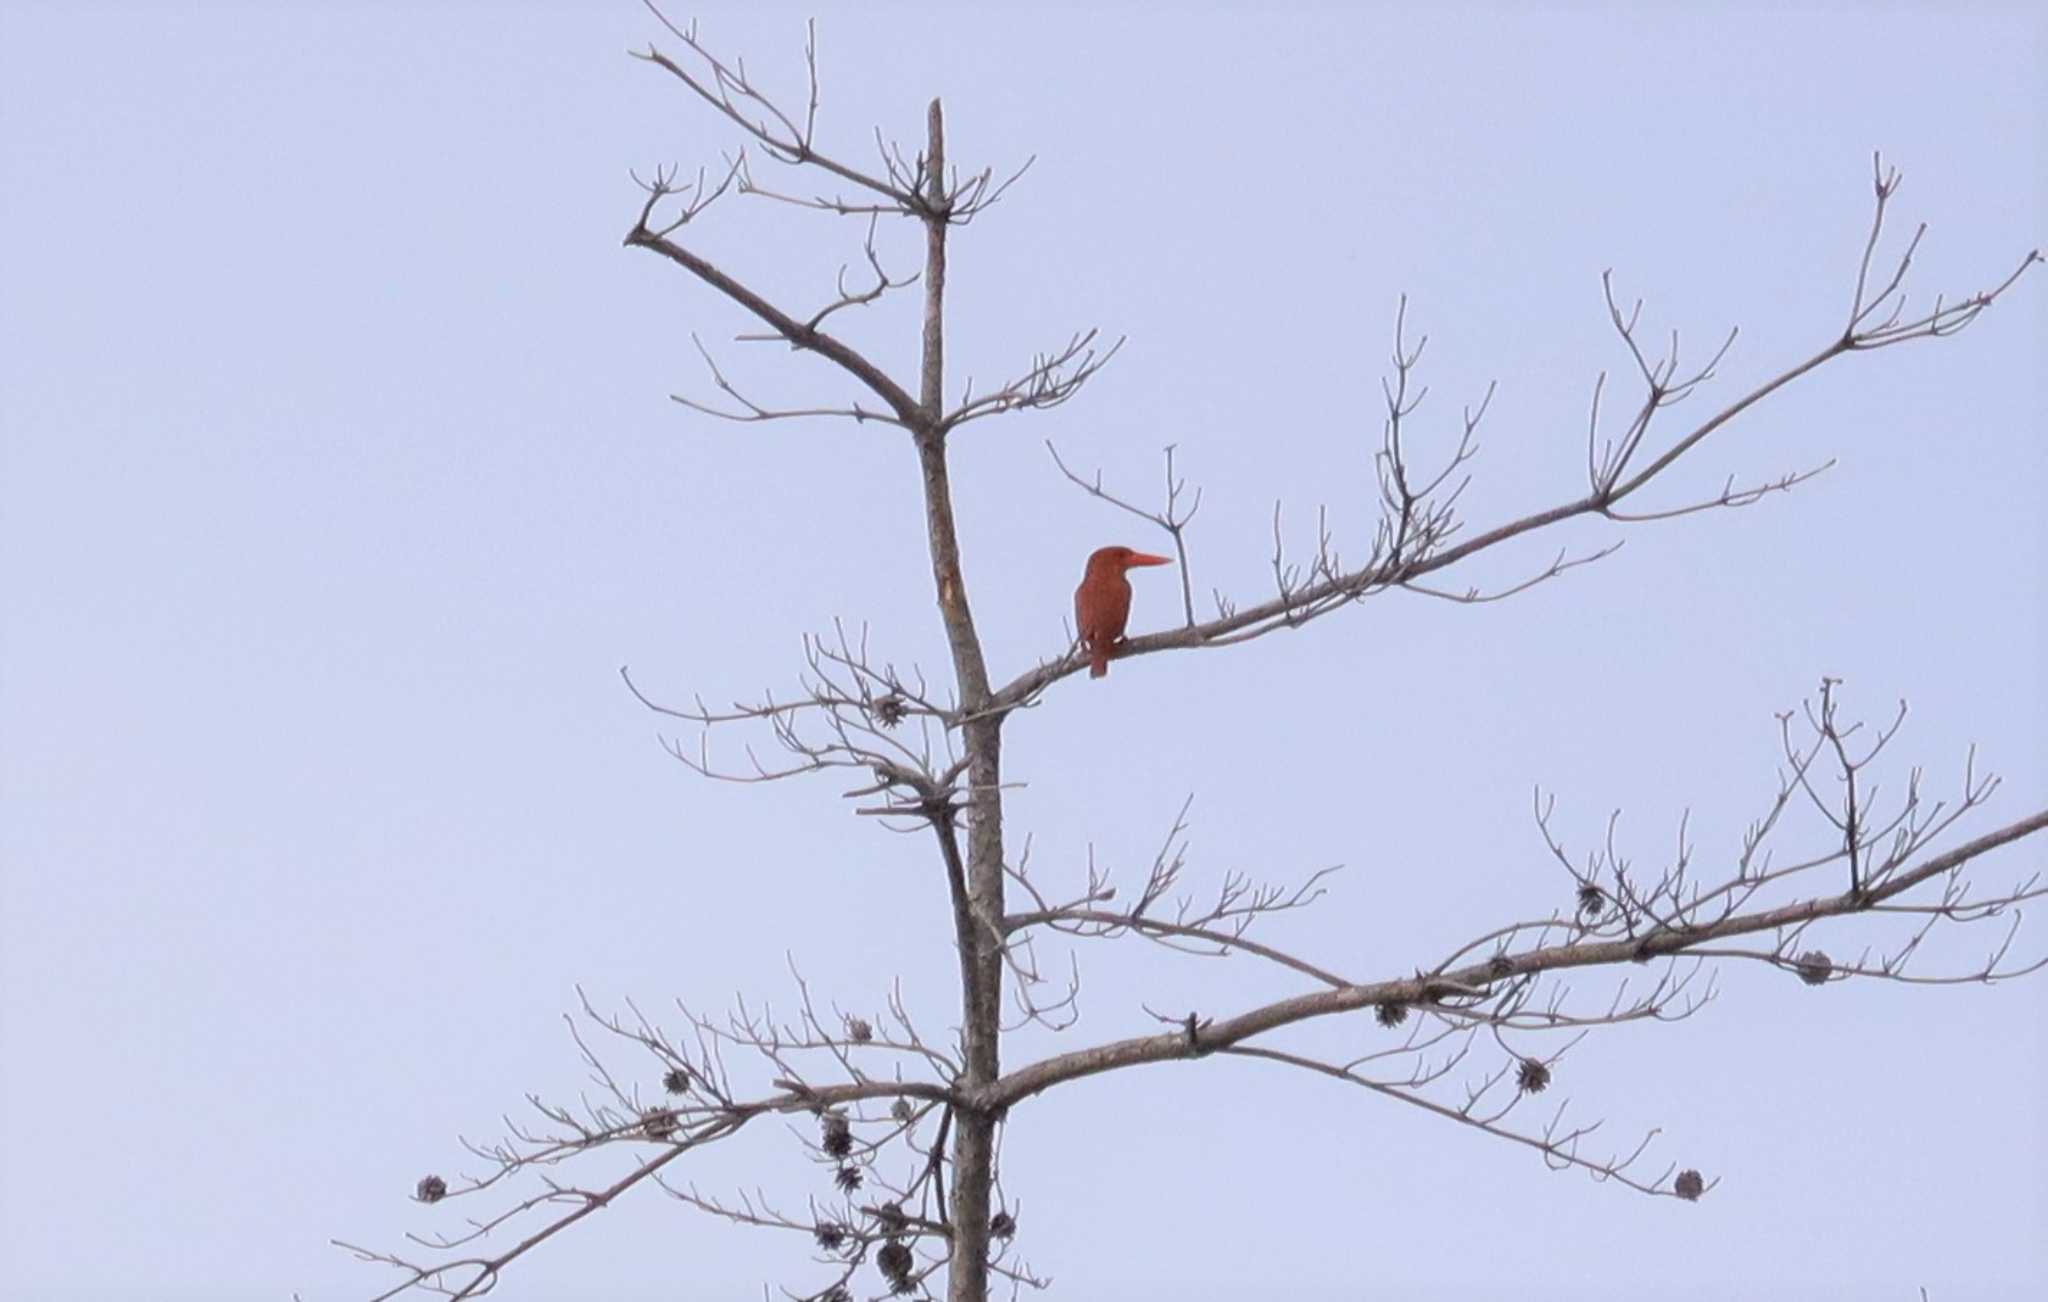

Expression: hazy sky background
xmin=3 ymin=3 xmax=2043 ymax=1299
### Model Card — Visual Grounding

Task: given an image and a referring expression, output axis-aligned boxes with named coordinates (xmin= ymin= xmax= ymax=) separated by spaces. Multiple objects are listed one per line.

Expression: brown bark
xmin=910 ymin=98 xmax=1003 ymax=1302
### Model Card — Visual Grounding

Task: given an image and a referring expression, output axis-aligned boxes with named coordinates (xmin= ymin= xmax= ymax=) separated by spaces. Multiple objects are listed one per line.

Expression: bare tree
xmin=339 ymin=15 xmax=2044 ymax=1302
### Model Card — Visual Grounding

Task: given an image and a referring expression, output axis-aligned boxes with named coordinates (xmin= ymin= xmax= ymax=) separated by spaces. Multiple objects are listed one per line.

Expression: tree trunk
xmin=912 ymin=97 xmax=1002 ymax=1302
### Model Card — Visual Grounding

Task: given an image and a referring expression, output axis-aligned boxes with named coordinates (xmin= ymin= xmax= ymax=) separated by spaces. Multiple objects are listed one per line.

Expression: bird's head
xmin=1086 ymin=545 xmax=1173 ymax=575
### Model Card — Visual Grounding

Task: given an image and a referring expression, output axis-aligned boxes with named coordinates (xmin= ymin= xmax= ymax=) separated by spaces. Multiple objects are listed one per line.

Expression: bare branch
xmin=1003 ymin=797 xmax=1346 ymax=987
xmin=985 ymin=693 xmax=2048 ymax=1113
xmin=1045 ymin=441 xmax=1204 ymax=626
xmin=1224 ymin=1044 xmax=1703 ymax=1200
xmin=990 ymin=171 xmax=2036 ymax=712
xmin=672 ymin=332 xmax=907 ymax=428
xmin=943 ymin=331 xmax=1124 ymax=431
xmin=625 ymin=222 xmax=922 ymax=425
xmin=633 ymin=8 xmax=919 ymax=212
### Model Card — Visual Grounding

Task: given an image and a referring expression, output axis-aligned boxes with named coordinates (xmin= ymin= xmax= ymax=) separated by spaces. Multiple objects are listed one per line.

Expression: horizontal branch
xmin=990 ymin=483 xmax=1591 ymax=709
xmin=978 ymin=807 xmax=2048 ymax=1109
xmin=989 ymin=174 xmax=2037 ymax=713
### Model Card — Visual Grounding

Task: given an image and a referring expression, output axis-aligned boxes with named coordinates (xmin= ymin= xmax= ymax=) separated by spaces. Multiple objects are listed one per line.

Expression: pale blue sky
xmin=2 ymin=3 xmax=2043 ymax=1300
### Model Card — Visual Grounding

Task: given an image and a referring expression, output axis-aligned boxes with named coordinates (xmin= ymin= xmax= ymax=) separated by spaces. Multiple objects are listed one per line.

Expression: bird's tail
xmin=1089 ymin=652 xmax=1109 ymax=678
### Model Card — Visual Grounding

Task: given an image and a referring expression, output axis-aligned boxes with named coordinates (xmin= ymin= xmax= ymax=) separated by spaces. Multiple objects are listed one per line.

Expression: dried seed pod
xmin=1577 ymin=883 xmax=1605 ymax=920
xmin=821 ymin=1112 xmax=853 ymax=1159
xmin=877 ymin=1239 xmax=915 ymax=1289
xmin=641 ymin=1107 xmax=680 ymax=1140
xmin=1794 ymin=950 xmax=1833 ymax=986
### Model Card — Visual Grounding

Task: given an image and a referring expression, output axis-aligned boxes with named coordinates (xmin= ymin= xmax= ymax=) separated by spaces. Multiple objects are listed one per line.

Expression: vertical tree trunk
xmin=912 ymin=97 xmax=1002 ymax=1302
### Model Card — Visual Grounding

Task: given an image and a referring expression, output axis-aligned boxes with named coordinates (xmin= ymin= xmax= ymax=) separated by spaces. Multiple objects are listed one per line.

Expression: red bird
xmin=1074 ymin=545 xmax=1172 ymax=678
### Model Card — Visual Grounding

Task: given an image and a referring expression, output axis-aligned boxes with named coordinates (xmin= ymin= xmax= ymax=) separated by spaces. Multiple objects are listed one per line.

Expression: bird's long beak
xmin=1126 ymin=552 xmax=1173 ymax=567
